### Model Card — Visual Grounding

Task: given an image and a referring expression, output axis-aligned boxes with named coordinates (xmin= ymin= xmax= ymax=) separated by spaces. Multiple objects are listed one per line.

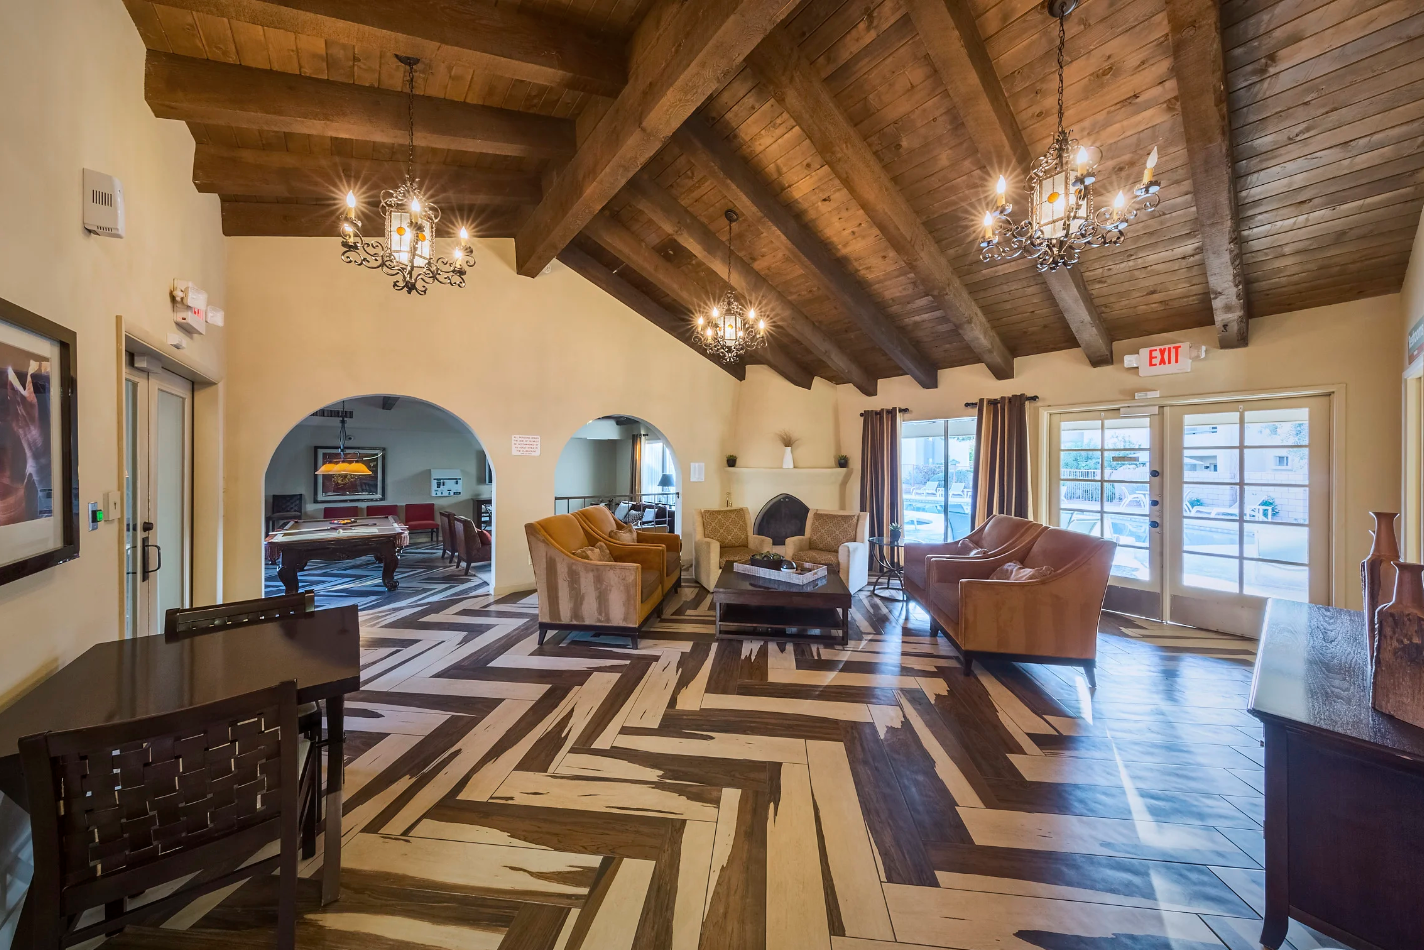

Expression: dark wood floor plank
xmin=699 ymin=785 xmax=768 ymax=950
xmin=499 ymin=903 xmax=572 ymax=950
xmin=572 ymin=657 xmax=655 ymax=747
xmin=421 ymin=799 xmax=674 ymax=860
xmin=840 ymin=721 xmax=940 ymax=886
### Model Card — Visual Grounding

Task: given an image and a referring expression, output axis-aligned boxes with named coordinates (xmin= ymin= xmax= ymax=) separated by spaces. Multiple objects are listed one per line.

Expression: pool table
xmin=265 ymin=516 xmax=410 ymax=594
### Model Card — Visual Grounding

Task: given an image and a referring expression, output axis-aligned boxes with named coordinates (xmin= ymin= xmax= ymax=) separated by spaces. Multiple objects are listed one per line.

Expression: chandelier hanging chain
xmin=979 ymin=2 xmax=1161 ymax=272
xmin=405 ymin=57 xmax=417 ymax=176
xmin=338 ymin=53 xmax=475 ymax=294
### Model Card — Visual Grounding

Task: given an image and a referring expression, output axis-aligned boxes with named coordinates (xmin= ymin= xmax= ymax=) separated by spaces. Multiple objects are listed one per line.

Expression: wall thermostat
xmin=83 ymin=168 xmax=125 ymax=238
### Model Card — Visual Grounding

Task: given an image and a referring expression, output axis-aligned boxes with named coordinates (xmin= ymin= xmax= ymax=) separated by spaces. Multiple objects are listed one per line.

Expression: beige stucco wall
xmin=1402 ymin=207 xmax=1424 ymax=351
xmin=830 ymin=296 xmax=1404 ymax=610
xmin=0 ymin=0 xmax=226 ymax=706
xmin=222 ymin=238 xmax=741 ymax=598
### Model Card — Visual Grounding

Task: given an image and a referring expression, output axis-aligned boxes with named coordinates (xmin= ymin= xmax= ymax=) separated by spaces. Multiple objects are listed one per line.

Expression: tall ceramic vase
xmin=782 ymin=446 xmax=794 ymax=469
xmin=1372 ymin=561 xmax=1424 ymax=728
xmin=1362 ymin=511 xmax=1400 ymax=667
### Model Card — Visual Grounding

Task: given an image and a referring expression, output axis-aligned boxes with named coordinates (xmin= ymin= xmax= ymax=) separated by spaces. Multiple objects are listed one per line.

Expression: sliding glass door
xmin=901 ymin=418 xmax=975 ymax=543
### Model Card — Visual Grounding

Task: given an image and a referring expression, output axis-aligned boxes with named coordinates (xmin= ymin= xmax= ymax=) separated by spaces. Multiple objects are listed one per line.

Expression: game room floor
xmin=108 ymin=582 xmax=1346 ymax=950
xmin=264 ymin=541 xmax=492 ymax=611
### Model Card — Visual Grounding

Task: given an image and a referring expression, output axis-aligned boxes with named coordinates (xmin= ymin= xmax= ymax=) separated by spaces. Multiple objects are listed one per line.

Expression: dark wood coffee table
xmin=712 ymin=565 xmax=852 ymax=645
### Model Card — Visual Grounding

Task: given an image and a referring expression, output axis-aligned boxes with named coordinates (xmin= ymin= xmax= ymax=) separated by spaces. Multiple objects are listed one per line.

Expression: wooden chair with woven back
xmin=20 ymin=681 xmax=301 ymax=949
xmin=439 ymin=510 xmax=457 ymax=562
xmin=453 ymin=515 xmax=492 ymax=574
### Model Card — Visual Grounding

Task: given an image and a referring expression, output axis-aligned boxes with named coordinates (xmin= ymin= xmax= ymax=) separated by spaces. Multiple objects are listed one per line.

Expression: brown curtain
xmin=630 ymin=434 xmax=643 ymax=496
xmin=860 ymin=409 xmax=902 ymax=559
xmin=971 ymin=395 xmax=1031 ymax=527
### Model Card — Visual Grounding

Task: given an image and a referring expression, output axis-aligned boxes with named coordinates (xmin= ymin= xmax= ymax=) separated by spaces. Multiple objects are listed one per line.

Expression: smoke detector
xmin=83 ymin=169 xmax=125 ymax=238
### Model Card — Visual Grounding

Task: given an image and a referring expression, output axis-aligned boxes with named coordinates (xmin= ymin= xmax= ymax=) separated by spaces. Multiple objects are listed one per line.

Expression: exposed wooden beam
xmin=672 ymin=118 xmax=938 ymax=388
xmin=904 ymin=0 xmax=1114 ymax=368
xmin=219 ymin=199 xmax=526 ymax=237
xmin=623 ymin=174 xmax=877 ymax=395
xmin=145 ymin=50 xmax=574 ymax=159
xmin=748 ymin=29 xmax=1015 ymax=380
xmin=558 ymin=242 xmax=745 ymax=381
xmin=583 ymin=212 xmax=813 ymax=389
xmin=513 ymin=0 xmax=799 ymax=277
xmin=145 ymin=0 xmax=625 ymax=97
xmin=193 ymin=145 xmax=542 ymax=204
xmin=1166 ymin=0 xmax=1250 ymax=349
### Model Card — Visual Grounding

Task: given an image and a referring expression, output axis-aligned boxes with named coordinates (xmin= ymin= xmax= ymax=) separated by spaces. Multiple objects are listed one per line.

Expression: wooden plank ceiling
xmin=122 ymin=0 xmax=1424 ymax=391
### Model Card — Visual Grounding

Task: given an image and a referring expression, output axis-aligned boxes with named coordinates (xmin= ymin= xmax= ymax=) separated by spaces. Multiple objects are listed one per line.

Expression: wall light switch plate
xmin=690 ymin=462 xmax=705 ymax=482
xmin=104 ymin=490 xmax=122 ymax=521
xmin=88 ymin=502 xmax=102 ymax=531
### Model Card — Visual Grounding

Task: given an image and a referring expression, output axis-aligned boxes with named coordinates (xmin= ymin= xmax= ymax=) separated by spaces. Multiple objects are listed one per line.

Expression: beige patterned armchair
xmin=694 ymin=507 xmax=772 ymax=590
xmin=786 ymin=509 xmax=870 ymax=591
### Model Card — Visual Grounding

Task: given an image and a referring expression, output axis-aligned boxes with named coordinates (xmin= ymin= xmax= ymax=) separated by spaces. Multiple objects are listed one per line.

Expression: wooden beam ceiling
xmin=219 ymin=199 xmax=527 ymax=237
xmin=144 ymin=50 xmax=575 ymax=158
xmin=1168 ymin=0 xmax=1249 ymax=349
xmin=623 ymin=174 xmax=877 ymax=395
xmin=513 ymin=0 xmax=800 ymax=278
xmin=747 ymin=28 xmax=1016 ymax=381
xmin=192 ymin=145 xmax=542 ymax=204
xmin=144 ymin=0 xmax=626 ymax=97
xmin=672 ymin=118 xmax=939 ymax=389
xmin=557 ymin=242 xmax=745 ymax=381
xmin=903 ymin=0 xmax=1113 ymax=369
xmin=583 ymin=211 xmax=813 ymax=389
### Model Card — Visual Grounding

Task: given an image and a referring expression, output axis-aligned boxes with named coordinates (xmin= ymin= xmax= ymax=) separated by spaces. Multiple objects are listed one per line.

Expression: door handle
xmin=1150 ymin=499 xmax=1160 ymax=507
xmin=141 ymin=539 xmax=163 ymax=580
xmin=1149 ymin=520 xmax=1161 ymax=529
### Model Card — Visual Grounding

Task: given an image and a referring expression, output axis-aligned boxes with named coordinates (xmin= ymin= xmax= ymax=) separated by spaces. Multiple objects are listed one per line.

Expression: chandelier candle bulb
xmin=345 ymin=191 xmax=356 ymax=219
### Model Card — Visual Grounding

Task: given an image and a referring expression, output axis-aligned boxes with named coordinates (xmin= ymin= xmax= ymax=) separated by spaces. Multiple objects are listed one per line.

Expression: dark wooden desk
xmin=1249 ymin=600 xmax=1424 ymax=950
xmin=0 ymin=606 xmax=361 ymax=907
xmin=712 ymin=566 xmax=852 ymax=645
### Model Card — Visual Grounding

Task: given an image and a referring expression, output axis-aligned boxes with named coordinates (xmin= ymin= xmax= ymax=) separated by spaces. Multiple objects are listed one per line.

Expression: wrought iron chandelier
xmin=339 ymin=55 xmax=474 ymax=295
xmin=694 ymin=209 xmax=767 ymax=363
xmin=979 ymin=0 xmax=1161 ymax=272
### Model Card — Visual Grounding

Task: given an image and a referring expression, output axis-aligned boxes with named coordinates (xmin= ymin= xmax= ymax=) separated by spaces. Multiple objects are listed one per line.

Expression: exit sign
xmin=1124 ymin=343 xmax=1206 ymax=377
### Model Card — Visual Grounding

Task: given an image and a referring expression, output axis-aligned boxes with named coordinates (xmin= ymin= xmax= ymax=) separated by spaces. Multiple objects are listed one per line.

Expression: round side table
xmin=867 ymin=536 xmax=906 ymax=600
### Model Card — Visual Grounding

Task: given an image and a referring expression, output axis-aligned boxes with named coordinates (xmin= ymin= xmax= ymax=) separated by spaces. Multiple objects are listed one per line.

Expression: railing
xmin=554 ymin=492 xmax=680 ymax=529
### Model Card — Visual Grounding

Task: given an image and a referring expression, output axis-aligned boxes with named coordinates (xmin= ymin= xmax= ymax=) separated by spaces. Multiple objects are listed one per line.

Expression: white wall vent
xmin=83 ymin=168 xmax=125 ymax=238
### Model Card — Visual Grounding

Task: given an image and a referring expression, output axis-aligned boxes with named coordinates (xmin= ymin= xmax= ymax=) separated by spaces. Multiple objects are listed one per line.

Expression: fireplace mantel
xmin=726 ymin=466 xmax=851 ymax=522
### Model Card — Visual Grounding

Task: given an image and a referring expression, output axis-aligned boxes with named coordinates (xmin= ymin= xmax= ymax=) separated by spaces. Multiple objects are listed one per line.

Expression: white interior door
xmin=1163 ymin=395 xmax=1331 ymax=637
xmin=124 ymin=360 xmax=192 ymax=637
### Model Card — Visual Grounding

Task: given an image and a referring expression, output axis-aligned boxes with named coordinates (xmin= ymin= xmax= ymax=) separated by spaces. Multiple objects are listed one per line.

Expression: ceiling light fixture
xmin=979 ymin=0 xmax=1160 ymax=272
xmin=339 ymin=55 xmax=474 ymax=295
xmin=694 ymin=209 xmax=767 ymax=363
xmin=315 ymin=402 xmax=373 ymax=477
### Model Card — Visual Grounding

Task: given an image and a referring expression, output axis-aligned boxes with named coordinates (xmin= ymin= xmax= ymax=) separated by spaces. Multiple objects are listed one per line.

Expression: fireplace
xmin=755 ymin=493 xmax=810 ymax=545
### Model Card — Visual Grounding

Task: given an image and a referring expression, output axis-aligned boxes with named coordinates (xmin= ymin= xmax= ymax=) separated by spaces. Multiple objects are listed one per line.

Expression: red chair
xmin=323 ymin=506 xmax=359 ymax=519
xmin=404 ymin=503 xmax=440 ymax=543
xmin=365 ymin=505 xmax=398 ymax=517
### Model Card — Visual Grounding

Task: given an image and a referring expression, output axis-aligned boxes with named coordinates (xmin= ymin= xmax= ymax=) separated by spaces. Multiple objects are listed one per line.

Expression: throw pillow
xmin=476 ymin=529 xmax=492 ymax=546
xmin=990 ymin=561 xmax=1055 ymax=582
xmin=990 ymin=561 xmax=1022 ymax=580
xmin=808 ymin=512 xmax=859 ymax=552
xmin=572 ymin=543 xmax=613 ymax=563
xmin=609 ymin=525 xmax=638 ymax=543
xmin=701 ymin=508 xmax=749 ymax=547
xmin=947 ymin=539 xmax=988 ymax=557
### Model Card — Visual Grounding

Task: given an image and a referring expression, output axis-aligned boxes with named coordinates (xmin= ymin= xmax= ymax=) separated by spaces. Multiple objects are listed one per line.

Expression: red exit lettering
xmin=1147 ymin=344 xmax=1181 ymax=367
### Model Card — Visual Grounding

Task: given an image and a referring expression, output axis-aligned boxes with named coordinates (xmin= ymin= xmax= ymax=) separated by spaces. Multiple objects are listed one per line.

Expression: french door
xmin=124 ymin=360 xmax=192 ymax=638
xmin=1050 ymin=394 xmax=1332 ymax=637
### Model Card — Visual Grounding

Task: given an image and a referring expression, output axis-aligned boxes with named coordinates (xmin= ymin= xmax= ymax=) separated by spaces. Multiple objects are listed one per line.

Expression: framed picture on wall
xmin=314 ymin=446 xmax=386 ymax=502
xmin=0 ymin=295 xmax=79 ymax=587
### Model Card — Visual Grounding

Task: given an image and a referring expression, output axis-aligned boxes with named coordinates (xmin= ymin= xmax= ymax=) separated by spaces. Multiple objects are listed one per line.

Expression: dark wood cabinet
xmin=1250 ymin=600 xmax=1424 ymax=950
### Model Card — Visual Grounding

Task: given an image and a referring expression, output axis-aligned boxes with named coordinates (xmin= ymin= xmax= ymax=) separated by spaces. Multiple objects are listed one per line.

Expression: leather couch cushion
xmin=641 ymin=567 xmax=662 ymax=601
xmin=666 ymin=550 xmax=681 ymax=578
xmin=702 ymin=508 xmax=750 ymax=547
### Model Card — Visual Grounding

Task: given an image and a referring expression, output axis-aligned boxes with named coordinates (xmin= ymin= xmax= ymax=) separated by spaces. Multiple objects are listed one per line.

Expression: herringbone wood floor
xmin=106 ymin=570 xmax=1344 ymax=950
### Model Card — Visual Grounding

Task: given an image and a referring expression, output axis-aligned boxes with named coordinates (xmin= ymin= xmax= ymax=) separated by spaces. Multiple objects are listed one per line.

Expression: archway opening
xmin=262 ymin=394 xmax=493 ymax=608
xmin=553 ymin=415 xmax=679 ymax=532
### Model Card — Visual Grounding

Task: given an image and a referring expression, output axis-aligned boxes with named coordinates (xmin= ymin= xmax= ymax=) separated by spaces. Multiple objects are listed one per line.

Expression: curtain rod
xmin=964 ymin=395 xmax=1040 ymax=408
xmin=859 ymin=407 xmax=911 ymax=416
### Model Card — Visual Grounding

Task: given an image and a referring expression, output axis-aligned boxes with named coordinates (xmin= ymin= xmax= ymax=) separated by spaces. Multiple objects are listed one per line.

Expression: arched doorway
xmin=553 ymin=415 xmax=679 ymax=532
xmin=261 ymin=394 xmax=493 ymax=608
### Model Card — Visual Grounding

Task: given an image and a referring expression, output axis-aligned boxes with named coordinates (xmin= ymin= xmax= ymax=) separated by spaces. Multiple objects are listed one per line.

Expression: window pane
xmin=1060 ymin=481 xmax=1101 ymax=511
xmin=1105 ymin=417 xmax=1151 ymax=449
xmin=1104 ymin=513 xmax=1149 ymax=548
xmin=1061 ymin=420 xmax=1102 ymax=449
xmin=1104 ymin=450 xmax=1150 ymax=480
xmin=1243 ymin=485 xmax=1307 ymax=524
xmin=1183 ymin=485 xmax=1239 ymax=520
xmin=1245 ymin=523 xmax=1308 ymax=564
xmin=1184 ymin=412 xmax=1239 ymax=447
xmin=1244 ymin=560 xmax=1309 ymax=601
xmin=1245 ymin=408 xmax=1308 ymax=446
xmin=902 ymin=506 xmax=943 ymax=543
xmin=1245 ymin=448 xmax=1307 ymax=484
xmin=1061 ymin=450 xmax=1101 ymax=480
xmin=1104 ymin=482 xmax=1151 ymax=512
xmin=1183 ymin=517 xmax=1241 ymax=557
xmin=1183 ymin=448 xmax=1239 ymax=482
xmin=1182 ymin=553 xmax=1240 ymax=593
xmin=1060 ymin=509 xmax=1102 ymax=537
xmin=1112 ymin=545 xmax=1150 ymax=580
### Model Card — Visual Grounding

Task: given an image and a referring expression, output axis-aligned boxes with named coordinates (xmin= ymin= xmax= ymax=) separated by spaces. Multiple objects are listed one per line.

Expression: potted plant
xmin=725 ymin=454 xmax=737 ymax=468
xmin=888 ymin=521 xmax=902 ymax=543
xmin=836 ymin=454 xmax=849 ymax=468
xmin=776 ymin=430 xmax=799 ymax=468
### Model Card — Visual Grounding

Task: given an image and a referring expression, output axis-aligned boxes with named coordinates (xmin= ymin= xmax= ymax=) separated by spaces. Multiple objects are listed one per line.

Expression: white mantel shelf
xmin=726 ymin=467 xmax=849 ymax=473
xmin=725 ymin=466 xmax=851 ymax=513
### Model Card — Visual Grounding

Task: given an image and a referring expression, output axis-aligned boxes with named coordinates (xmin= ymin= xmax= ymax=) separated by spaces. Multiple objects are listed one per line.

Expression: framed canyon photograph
xmin=314 ymin=445 xmax=386 ymax=502
xmin=0 ymin=296 xmax=78 ymax=586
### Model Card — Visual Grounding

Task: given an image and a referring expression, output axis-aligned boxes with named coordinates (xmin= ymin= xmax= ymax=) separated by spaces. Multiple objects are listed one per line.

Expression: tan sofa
xmin=903 ymin=514 xmax=1046 ymax=607
xmin=526 ymin=514 xmax=668 ymax=649
xmin=917 ymin=525 xmax=1116 ymax=685
xmin=694 ymin=508 xmax=772 ymax=590
xmin=785 ymin=509 xmax=870 ymax=591
xmin=573 ymin=505 xmax=683 ymax=596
